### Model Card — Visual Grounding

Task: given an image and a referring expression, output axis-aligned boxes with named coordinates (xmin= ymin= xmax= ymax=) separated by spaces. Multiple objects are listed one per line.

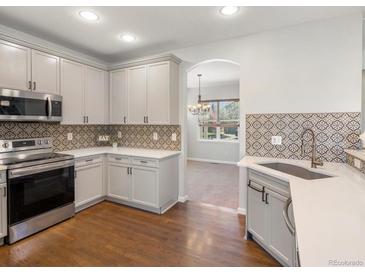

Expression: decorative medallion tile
xmin=0 ymin=122 xmax=181 ymax=152
xmin=246 ymin=112 xmax=361 ymax=163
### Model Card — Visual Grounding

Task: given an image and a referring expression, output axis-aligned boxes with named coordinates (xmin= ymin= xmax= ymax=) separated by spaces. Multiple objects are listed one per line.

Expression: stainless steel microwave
xmin=0 ymin=88 xmax=62 ymax=122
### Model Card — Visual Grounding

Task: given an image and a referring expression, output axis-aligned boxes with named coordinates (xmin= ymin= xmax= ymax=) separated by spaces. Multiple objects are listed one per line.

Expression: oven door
xmin=8 ymin=160 xmax=75 ymax=226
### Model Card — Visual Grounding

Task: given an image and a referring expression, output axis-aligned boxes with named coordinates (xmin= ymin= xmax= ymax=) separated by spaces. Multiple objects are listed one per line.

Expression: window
xmin=199 ymin=99 xmax=239 ymax=141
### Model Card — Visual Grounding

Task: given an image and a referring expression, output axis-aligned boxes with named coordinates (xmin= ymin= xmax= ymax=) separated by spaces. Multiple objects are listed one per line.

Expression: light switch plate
xmin=67 ymin=133 xmax=73 ymax=141
xmin=171 ymin=133 xmax=177 ymax=142
xmin=118 ymin=131 xmax=122 ymax=138
xmin=354 ymin=158 xmax=362 ymax=169
xmin=153 ymin=132 xmax=158 ymax=141
xmin=271 ymin=136 xmax=282 ymax=145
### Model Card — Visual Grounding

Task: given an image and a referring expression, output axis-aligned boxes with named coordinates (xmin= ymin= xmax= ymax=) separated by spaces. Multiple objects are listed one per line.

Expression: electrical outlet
xmin=153 ymin=132 xmax=158 ymax=141
xmin=354 ymin=158 xmax=362 ymax=169
xmin=171 ymin=133 xmax=177 ymax=142
xmin=67 ymin=133 xmax=73 ymax=141
xmin=118 ymin=131 xmax=122 ymax=138
xmin=271 ymin=136 xmax=282 ymax=145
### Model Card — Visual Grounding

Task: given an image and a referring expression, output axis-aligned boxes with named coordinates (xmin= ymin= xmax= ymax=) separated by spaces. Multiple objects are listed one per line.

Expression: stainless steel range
xmin=0 ymin=138 xmax=75 ymax=244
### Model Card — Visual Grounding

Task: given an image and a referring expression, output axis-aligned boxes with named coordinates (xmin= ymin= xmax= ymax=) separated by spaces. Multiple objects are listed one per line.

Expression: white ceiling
xmin=187 ymin=61 xmax=240 ymax=88
xmin=0 ymin=6 xmax=361 ymax=63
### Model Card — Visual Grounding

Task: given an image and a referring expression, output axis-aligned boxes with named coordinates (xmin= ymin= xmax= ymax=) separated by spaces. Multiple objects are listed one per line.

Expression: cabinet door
xmin=85 ymin=66 xmax=106 ymax=124
xmin=247 ymin=181 xmax=266 ymax=244
xmin=147 ymin=62 xmax=170 ymax=124
xmin=127 ymin=66 xmax=147 ymax=124
xmin=110 ymin=69 xmax=127 ymax=124
xmin=0 ymin=40 xmax=31 ymax=90
xmin=266 ymin=189 xmax=295 ymax=266
xmin=131 ymin=166 xmax=158 ymax=207
xmin=60 ymin=59 xmax=84 ymax=124
xmin=0 ymin=184 xmax=7 ymax=239
xmin=108 ymin=163 xmax=130 ymax=200
xmin=31 ymin=50 xmax=60 ymax=94
xmin=75 ymin=163 xmax=103 ymax=207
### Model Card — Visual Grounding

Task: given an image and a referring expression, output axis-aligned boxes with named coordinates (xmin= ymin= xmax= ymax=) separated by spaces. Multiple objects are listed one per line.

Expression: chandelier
xmin=187 ymin=74 xmax=211 ymax=115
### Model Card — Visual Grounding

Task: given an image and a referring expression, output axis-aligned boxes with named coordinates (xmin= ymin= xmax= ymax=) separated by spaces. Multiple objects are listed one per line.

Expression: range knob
xmin=44 ymin=139 xmax=49 ymax=145
xmin=37 ymin=140 xmax=42 ymax=145
xmin=2 ymin=142 xmax=9 ymax=148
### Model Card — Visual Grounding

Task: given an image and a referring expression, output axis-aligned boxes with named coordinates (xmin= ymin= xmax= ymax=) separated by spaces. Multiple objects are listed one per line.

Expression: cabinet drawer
xmin=131 ymin=157 xmax=158 ymax=168
xmin=108 ymin=155 xmax=130 ymax=164
xmin=76 ymin=156 xmax=103 ymax=168
xmin=248 ymin=169 xmax=290 ymax=197
xmin=0 ymin=171 xmax=6 ymax=184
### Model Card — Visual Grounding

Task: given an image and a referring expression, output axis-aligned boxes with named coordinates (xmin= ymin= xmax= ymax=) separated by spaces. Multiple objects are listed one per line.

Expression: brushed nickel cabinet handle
xmin=3 ymin=186 xmax=6 ymax=197
xmin=33 ymin=81 xmax=36 ymax=90
xmin=28 ymin=81 xmax=32 ymax=90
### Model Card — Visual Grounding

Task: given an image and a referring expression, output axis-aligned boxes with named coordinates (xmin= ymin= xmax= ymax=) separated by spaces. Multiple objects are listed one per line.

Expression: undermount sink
xmin=258 ymin=162 xmax=332 ymax=180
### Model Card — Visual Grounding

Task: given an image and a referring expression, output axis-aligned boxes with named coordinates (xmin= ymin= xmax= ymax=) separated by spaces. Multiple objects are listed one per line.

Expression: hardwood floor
xmin=0 ymin=201 xmax=279 ymax=267
xmin=186 ymin=160 xmax=239 ymax=209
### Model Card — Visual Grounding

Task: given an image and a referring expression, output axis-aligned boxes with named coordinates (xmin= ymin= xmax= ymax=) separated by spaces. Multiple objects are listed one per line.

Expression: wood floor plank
xmin=0 ymin=201 xmax=280 ymax=267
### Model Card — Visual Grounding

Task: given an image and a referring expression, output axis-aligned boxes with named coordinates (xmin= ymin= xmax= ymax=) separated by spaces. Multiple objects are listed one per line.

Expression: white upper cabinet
xmin=61 ymin=58 xmax=108 ymax=125
xmin=60 ymin=59 xmax=85 ymax=124
xmin=147 ymin=62 xmax=170 ymax=124
xmin=127 ymin=65 xmax=147 ymax=124
xmin=110 ymin=69 xmax=127 ymax=124
xmin=110 ymin=60 xmax=179 ymax=125
xmin=31 ymin=50 xmax=60 ymax=94
xmin=85 ymin=66 xmax=106 ymax=124
xmin=0 ymin=40 xmax=31 ymax=90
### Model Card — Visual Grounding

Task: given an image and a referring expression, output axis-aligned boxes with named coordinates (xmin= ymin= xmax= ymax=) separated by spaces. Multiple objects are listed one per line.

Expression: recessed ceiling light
xmin=220 ymin=6 xmax=239 ymax=16
xmin=79 ymin=11 xmax=99 ymax=21
xmin=120 ymin=34 xmax=136 ymax=43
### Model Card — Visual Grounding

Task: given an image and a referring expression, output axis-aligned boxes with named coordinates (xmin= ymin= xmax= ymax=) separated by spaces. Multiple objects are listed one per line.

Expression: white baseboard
xmin=187 ymin=157 xmax=237 ymax=165
xmin=178 ymin=195 xmax=189 ymax=203
xmin=237 ymin=207 xmax=246 ymax=215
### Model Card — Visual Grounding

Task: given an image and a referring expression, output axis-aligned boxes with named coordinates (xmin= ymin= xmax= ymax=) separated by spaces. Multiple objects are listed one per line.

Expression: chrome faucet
xmin=300 ymin=128 xmax=323 ymax=168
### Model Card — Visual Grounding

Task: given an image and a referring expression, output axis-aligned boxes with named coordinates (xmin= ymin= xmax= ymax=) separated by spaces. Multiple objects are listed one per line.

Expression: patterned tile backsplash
xmin=0 ymin=122 xmax=181 ymax=151
xmin=246 ymin=112 xmax=361 ymax=163
xmin=110 ymin=125 xmax=181 ymax=151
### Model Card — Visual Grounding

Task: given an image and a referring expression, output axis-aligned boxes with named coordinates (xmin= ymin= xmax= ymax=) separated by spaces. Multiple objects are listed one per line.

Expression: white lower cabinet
xmin=266 ymin=189 xmax=295 ymax=266
xmin=131 ymin=166 xmax=158 ymax=207
xmin=247 ymin=181 xmax=266 ymax=244
xmin=75 ymin=157 xmax=104 ymax=212
xmin=106 ymin=155 xmax=178 ymax=214
xmin=247 ymin=170 xmax=295 ymax=266
xmin=0 ymin=182 xmax=7 ymax=243
xmin=108 ymin=163 xmax=130 ymax=200
xmin=73 ymin=153 xmax=178 ymax=214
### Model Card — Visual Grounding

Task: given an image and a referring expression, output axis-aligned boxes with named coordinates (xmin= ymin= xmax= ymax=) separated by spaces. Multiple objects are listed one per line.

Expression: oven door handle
xmin=9 ymin=160 xmax=75 ymax=179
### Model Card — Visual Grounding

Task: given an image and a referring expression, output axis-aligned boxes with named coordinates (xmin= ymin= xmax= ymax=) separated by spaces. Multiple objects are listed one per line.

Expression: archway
xmin=182 ymin=59 xmax=241 ymax=209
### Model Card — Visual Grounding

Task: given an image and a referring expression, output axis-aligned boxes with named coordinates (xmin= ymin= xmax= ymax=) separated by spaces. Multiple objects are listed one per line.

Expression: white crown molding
xmin=0 ymin=23 xmax=182 ymax=72
xmin=108 ymin=53 xmax=182 ymax=71
xmin=0 ymin=24 xmax=108 ymax=70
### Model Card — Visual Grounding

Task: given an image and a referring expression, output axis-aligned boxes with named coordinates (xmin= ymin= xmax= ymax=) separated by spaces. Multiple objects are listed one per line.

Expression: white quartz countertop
xmin=238 ymin=156 xmax=365 ymax=267
xmin=60 ymin=147 xmax=181 ymax=160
